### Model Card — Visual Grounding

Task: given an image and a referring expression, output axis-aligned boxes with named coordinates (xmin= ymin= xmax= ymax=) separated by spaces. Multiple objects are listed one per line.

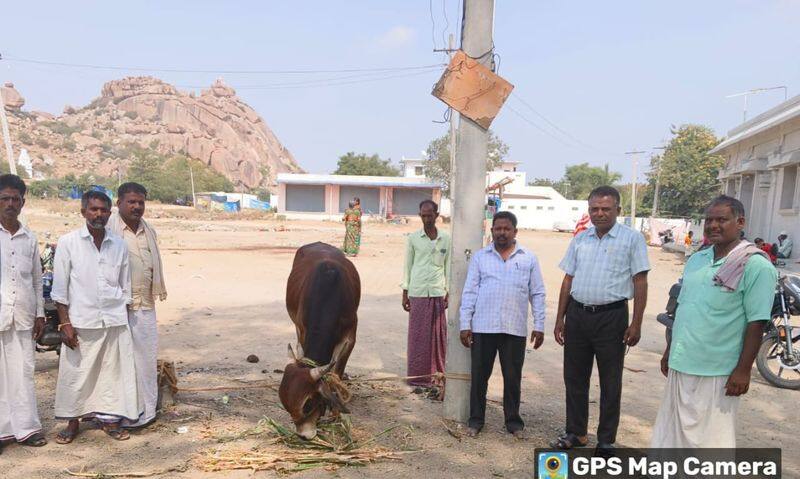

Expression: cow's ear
xmin=318 ymin=381 xmax=350 ymax=414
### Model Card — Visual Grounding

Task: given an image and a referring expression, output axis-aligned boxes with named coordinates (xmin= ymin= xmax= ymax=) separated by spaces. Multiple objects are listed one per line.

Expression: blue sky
xmin=2 ymin=1 xmax=799 ymax=182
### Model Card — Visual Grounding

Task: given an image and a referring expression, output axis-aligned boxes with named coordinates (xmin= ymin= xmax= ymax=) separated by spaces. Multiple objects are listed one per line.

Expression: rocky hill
xmin=0 ymin=78 xmax=301 ymax=188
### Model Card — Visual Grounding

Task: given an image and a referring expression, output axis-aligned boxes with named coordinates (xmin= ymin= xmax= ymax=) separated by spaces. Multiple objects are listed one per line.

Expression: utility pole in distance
xmin=650 ymin=146 xmax=666 ymax=217
xmin=444 ymin=0 xmax=495 ymax=423
xmin=625 ymin=150 xmax=645 ymax=228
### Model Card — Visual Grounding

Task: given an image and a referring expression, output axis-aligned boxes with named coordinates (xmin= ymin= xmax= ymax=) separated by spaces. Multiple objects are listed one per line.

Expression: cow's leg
xmin=332 ymin=329 xmax=356 ymax=378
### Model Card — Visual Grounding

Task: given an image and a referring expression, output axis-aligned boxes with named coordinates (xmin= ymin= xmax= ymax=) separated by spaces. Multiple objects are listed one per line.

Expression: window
xmin=780 ymin=165 xmax=798 ymax=209
xmin=508 ymin=205 xmax=515 ymax=210
xmin=520 ymin=205 xmax=527 ymax=210
xmin=414 ymin=166 xmax=424 ymax=176
xmin=548 ymin=206 xmax=555 ymax=211
xmin=536 ymin=206 xmax=543 ymax=210
xmin=571 ymin=207 xmax=579 ymax=211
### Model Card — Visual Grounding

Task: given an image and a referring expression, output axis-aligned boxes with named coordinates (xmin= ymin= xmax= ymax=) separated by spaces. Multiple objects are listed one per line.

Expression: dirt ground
xmin=3 ymin=200 xmax=797 ymax=478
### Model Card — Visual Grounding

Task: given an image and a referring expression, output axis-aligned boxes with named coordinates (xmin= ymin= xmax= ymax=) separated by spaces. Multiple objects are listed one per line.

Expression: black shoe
xmin=594 ymin=443 xmax=616 ymax=458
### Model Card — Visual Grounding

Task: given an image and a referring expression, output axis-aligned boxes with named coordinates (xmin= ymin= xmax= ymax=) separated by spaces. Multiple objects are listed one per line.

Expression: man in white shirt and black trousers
xmin=52 ymin=190 xmax=141 ymax=444
xmin=459 ymin=211 xmax=546 ymax=438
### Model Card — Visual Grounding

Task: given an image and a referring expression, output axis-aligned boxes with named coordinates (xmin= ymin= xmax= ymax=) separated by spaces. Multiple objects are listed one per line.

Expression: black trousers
xmin=564 ymin=299 xmax=628 ymax=444
xmin=468 ymin=333 xmax=526 ymax=433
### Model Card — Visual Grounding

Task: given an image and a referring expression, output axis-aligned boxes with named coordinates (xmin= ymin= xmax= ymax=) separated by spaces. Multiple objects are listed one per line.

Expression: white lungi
xmin=55 ymin=325 xmax=143 ymax=422
xmin=125 ymin=309 xmax=158 ymax=428
xmin=0 ymin=325 xmax=42 ymax=441
xmin=651 ymin=369 xmax=739 ymax=448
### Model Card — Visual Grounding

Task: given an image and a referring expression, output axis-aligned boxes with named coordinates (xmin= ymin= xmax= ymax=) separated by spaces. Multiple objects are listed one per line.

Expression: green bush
xmin=41 ymin=121 xmax=82 ymax=136
xmin=18 ymin=132 xmax=33 ymax=145
xmin=124 ymin=111 xmax=138 ymax=120
xmin=63 ymin=139 xmax=77 ymax=152
xmin=35 ymin=138 xmax=50 ymax=148
xmin=124 ymin=145 xmax=234 ymax=203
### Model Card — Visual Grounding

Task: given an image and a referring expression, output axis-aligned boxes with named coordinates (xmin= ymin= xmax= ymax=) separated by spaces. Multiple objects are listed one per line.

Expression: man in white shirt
xmin=52 ymin=191 xmax=141 ymax=444
xmin=0 ymin=174 xmax=47 ymax=454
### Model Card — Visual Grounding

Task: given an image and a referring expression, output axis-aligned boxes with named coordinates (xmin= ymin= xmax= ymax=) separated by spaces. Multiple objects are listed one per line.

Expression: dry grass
xmin=195 ymin=416 xmax=413 ymax=474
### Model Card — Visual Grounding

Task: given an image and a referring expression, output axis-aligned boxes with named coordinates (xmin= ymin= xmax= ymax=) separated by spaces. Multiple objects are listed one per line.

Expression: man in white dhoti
xmin=651 ymin=195 xmax=776 ymax=448
xmin=109 ymin=182 xmax=167 ymax=429
xmin=53 ymin=190 xmax=141 ymax=443
xmin=0 ymin=174 xmax=47 ymax=454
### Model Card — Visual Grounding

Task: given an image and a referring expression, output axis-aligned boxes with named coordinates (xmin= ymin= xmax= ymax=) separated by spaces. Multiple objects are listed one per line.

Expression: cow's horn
xmin=296 ymin=343 xmax=305 ymax=359
xmin=287 ymin=344 xmax=297 ymax=365
xmin=310 ymin=360 xmax=337 ymax=381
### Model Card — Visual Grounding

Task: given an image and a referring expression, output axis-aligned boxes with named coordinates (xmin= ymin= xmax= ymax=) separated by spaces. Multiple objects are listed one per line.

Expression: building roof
xmin=711 ymin=94 xmax=800 ymax=154
xmin=276 ymin=173 xmax=441 ymax=188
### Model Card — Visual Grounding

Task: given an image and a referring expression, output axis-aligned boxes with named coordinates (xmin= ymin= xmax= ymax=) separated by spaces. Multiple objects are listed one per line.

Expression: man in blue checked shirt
xmin=459 ymin=211 xmax=546 ymax=439
xmin=551 ymin=186 xmax=649 ymax=457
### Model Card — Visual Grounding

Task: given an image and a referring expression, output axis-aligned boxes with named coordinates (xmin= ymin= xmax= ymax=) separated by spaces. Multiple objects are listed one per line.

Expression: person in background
xmin=401 ymin=200 xmax=450 ymax=399
xmin=754 ymin=238 xmax=777 ymax=264
xmin=108 ymin=182 xmax=168 ymax=429
xmin=684 ymin=231 xmax=694 ymax=258
xmin=342 ymin=201 xmax=361 ymax=257
xmin=0 ymin=174 xmax=47 ymax=453
xmin=353 ymin=197 xmax=362 ymax=249
xmin=459 ymin=211 xmax=546 ymax=439
xmin=651 ymin=196 xmax=775 ymax=448
xmin=777 ymin=231 xmax=793 ymax=259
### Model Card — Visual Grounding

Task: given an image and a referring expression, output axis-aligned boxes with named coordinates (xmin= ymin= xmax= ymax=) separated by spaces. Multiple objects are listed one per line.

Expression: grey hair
xmin=81 ymin=190 xmax=112 ymax=209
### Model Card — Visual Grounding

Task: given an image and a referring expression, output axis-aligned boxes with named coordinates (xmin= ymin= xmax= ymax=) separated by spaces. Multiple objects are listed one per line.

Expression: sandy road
xmin=3 ymin=201 xmax=796 ymax=478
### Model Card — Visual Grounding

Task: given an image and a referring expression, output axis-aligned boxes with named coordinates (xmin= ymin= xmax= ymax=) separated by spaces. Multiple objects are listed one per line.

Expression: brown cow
xmin=279 ymin=242 xmax=360 ymax=439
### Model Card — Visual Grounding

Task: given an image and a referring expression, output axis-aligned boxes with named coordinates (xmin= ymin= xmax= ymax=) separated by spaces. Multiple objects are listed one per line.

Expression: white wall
xmin=501 ymin=198 xmax=587 ymax=230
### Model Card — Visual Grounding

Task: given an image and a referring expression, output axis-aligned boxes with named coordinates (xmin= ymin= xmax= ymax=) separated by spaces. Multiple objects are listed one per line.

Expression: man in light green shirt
xmin=651 ymin=195 xmax=776 ymax=448
xmin=401 ymin=200 xmax=451 ymax=394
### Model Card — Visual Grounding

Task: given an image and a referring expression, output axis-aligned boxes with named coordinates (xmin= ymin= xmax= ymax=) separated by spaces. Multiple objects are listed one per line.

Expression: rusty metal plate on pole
xmin=432 ymin=50 xmax=513 ymax=129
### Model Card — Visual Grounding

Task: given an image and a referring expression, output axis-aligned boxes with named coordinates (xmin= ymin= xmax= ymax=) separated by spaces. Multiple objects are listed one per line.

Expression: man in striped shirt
xmin=459 ymin=211 xmax=546 ymax=438
xmin=552 ymin=186 xmax=649 ymax=456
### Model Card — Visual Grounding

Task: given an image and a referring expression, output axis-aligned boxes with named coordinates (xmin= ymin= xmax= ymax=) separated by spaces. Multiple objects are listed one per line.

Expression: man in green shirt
xmin=401 ymin=200 xmax=451 ymax=396
xmin=651 ymin=195 xmax=776 ymax=448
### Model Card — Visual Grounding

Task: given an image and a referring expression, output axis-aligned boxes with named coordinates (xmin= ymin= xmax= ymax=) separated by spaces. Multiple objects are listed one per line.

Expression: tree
xmin=333 ymin=152 xmax=399 ymax=176
xmin=423 ymin=130 xmax=509 ymax=196
xmin=561 ymin=163 xmax=622 ymax=200
xmin=643 ymin=124 xmax=723 ymax=217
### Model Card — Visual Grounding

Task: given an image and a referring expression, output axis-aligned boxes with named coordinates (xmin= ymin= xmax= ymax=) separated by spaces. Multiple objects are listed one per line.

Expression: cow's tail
xmin=303 ymin=261 xmax=346 ymax=365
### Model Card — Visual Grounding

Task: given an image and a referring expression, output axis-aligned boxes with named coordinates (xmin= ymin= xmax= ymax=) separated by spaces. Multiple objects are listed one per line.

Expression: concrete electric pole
xmin=443 ymin=0 xmax=495 ymax=423
xmin=625 ymin=150 xmax=645 ymax=228
xmin=0 ymin=87 xmax=18 ymax=175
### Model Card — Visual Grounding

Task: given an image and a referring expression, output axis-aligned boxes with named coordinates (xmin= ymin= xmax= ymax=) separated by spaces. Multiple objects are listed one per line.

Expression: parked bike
xmin=35 ymin=243 xmax=62 ymax=354
xmin=657 ymin=274 xmax=800 ymax=390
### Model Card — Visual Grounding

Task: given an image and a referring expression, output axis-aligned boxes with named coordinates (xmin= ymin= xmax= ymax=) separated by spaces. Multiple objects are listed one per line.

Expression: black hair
xmin=419 ymin=199 xmax=439 ymax=213
xmin=0 ymin=174 xmax=27 ymax=196
xmin=117 ymin=182 xmax=147 ymax=200
xmin=588 ymin=185 xmax=621 ymax=206
xmin=493 ymin=211 xmax=517 ymax=228
xmin=81 ymin=190 xmax=112 ymax=209
xmin=706 ymin=195 xmax=745 ymax=218
xmin=754 ymin=237 xmax=764 ymax=243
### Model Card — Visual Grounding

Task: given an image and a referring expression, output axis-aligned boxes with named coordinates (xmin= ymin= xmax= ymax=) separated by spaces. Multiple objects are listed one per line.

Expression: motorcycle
xmin=35 ymin=243 xmax=62 ymax=354
xmin=756 ymin=275 xmax=800 ymax=389
xmin=657 ymin=274 xmax=800 ymax=390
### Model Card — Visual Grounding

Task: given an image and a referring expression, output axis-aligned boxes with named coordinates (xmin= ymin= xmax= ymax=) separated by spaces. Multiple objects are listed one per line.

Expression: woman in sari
xmin=353 ymin=197 xmax=362 ymax=249
xmin=342 ymin=201 xmax=361 ymax=256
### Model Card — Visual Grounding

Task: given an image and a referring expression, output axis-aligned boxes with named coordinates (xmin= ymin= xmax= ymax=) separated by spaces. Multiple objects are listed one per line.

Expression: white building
xmin=486 ymin=170 xmax=587 ymax=230
xmin=712 ymin=95 xmax=800 ymax=258
xmin=275 ymin=173 xmax=442 ymax=220
xmin=400 ymin=157 xmax=585 ymax=230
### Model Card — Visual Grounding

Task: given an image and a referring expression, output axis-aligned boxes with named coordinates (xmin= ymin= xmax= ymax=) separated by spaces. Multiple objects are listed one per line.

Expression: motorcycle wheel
xmin=756 ymin=335 xmax=800 ymax=390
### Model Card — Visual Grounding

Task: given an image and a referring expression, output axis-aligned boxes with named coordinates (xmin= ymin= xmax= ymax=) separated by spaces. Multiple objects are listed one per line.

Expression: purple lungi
xmin=407 ymin=297 xmax=447 ymax=387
